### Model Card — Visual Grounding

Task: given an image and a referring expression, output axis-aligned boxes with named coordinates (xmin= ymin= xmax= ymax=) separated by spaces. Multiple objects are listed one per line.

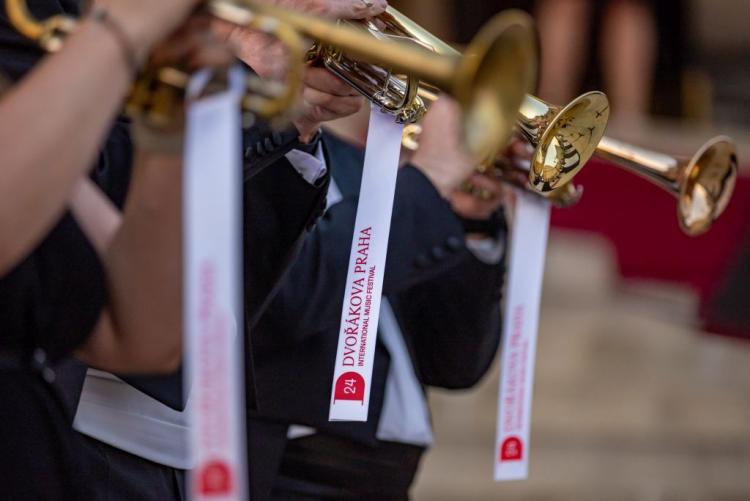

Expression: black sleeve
xmin=242 ymin=155 xmax=330 ymax=328
xmin=0 ymin=213 xmax=107 ymax=362
xmin=240 ymin=153 xmax=330 ymax=409
xmin=0 ymin=0 xmax=111 ymax=359
xmin=121 ymin=149 xmax=330 ymax=411
xmin=119 ymin=154 xmax=329 ymax=411
xmin=253 ymin=164 xmax=472 ymax=353
xmin=390 ymin=231 xmax=506 ymax=389
xmin=242 ymin=121 xmax=308 ymax=180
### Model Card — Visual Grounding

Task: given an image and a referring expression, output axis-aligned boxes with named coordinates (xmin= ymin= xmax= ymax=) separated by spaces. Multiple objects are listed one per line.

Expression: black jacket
xmin=247 ymin=132 xmax=506 ymax=500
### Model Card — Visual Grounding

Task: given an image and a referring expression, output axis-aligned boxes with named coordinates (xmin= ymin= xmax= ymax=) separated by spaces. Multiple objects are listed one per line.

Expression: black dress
xmin=0 ymin=212 xmax=107 ymax=500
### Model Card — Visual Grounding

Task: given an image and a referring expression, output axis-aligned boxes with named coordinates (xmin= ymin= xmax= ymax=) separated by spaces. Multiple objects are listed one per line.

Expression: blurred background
xmin=388 ymin=0 xmax=750 ymax=499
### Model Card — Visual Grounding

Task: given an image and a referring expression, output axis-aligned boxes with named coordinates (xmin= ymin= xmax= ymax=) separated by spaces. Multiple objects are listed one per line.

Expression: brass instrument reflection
xmin=597 ymin=136 xmax=737 ymax=236
xmin=207 ymin=0 xmax=538 ymax=160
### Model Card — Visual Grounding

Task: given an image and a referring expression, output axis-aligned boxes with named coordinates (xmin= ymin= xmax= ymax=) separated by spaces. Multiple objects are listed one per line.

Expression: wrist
xmin=293 ymin=119 xmax=322 ymax=144
xmin=294 ymin=129 xmax=323 ymax=155
xmin=132 ymin=122 xmax=184 ymax=155
xmin=460 ymin=210 xmax=506 ymax=240
xmin=101 ymin=6 xmax=161 ymax=66
xmin=88 ymin=8 xmax=142 ymax=74
xmin=410 ymin=156 xmax=454 ymax=199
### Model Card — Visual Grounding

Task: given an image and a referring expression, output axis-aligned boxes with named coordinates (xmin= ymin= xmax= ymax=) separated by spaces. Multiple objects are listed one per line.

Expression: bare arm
xmin=72 ymin=150 xmax=182 ymax=374
xmin=0 ymin=0 xmax=203 ymax=275
xmin=72 ymin=18 xmax=234 ymax=375
xmin=0 ymin=20 xmax=131 ymax=274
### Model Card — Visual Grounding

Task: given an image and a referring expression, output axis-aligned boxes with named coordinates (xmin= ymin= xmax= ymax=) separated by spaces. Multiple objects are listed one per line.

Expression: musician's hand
xmin=217 ymin=21 xmax=289 ymax=81
xmin=134 ymin=16 xmax=235 ymax=148
xmin=293 ymin=67 xmax=364 ymax=143
xmin=219 ymin=22 xmax=363 ymax=143
xmin=106 ymin=0 xmax=205 ymax=64
xmin=450 ymin=173 xmax=511 ymax=221
xmin=267 ymin=0 xmax=388 ymax=19
xmin=215 ymin=0 xmax=388 ymax=75
xmin=217 ymin=0 xmax=388 ymax=76
xmin=502 ymin=138 xmax=535 ymax=185
xmin=410 ymin=98 xmax=480 ymax=199
xmin=449 ymin=138 xmax=533 ymax=219
xmin=149 ymin=15 xmax=234 ymax=79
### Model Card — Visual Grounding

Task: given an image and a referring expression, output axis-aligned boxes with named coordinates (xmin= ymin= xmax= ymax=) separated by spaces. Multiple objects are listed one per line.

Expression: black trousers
xmin=79 ymin=434 xmax=185 ymax=501
xmin=272 ymin=434 xmax=424 ymax=501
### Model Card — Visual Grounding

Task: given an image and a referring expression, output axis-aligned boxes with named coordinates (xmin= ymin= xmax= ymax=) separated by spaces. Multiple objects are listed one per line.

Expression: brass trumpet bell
xmin=483 ymin=160 xmax=584 ymax=208
xmin=396 ymin=26 xmax=611 ymax=194
xmin=308 ymin=5 xmax=540 ymax=153
xmin=402 ymin=88 xmax=600 ymax=206
xmin=518 ymin=92 xmax=610 ymax=192
xmin=403 ymin=121 xmax=584 ymax=208
xmin=210 ymin=0 xmax=537 ymax=159
xmin=596 ymin=136 xmax=738 ymax=236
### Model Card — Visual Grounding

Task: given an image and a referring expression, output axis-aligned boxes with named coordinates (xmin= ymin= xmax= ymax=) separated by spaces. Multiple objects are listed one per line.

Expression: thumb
xmin=340 ymin=0 xmax=388 ymax=20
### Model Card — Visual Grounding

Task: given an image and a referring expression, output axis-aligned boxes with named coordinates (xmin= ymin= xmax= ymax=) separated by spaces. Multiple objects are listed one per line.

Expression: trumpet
xmin=399 ymin=28 xmax=611 ymax=194
xmin=5 ymin=0 xmax=307 ymax=125
xmin=207 ymin=0 xmax=537 ymax=160
xmin=404 ymin=93 xmax=738 ymax=230
xmin=596 ymin=136 xmax=738 ymax=236
xmin=403 ymin=87 xmax=596 ymax=207
xmin=9 ymin=0 xmax=537 ymax=157
xmin=401 ymin=121 xmax=583 ymax=208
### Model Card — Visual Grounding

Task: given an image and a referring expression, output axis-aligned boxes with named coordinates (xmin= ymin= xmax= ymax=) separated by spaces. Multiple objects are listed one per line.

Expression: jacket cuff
xmin=242 ymin=122 xmax=301 ymax=181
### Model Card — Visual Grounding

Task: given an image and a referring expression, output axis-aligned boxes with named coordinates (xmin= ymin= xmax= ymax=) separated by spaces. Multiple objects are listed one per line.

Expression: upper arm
xmin=75 ymin=311 xmax=180 ymax=375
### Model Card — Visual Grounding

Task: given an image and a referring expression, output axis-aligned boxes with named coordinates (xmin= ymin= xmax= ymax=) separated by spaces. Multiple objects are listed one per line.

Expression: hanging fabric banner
xmin=184 ymin=67 xmax=248 ymax=500
xmin=328 ymin=105 xmax=404 ymax=422
xmin=494 ymin=191 xmax=551 ymax=481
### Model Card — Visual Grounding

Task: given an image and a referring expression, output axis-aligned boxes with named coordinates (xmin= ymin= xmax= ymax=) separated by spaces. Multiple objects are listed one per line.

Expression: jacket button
xmin=431 ymin=246 xmax=448 ymax=261
xmin=446 ymin=236 xmax=462 ymax=252
xmin=415 ymin=254 xmax=430 ymax=269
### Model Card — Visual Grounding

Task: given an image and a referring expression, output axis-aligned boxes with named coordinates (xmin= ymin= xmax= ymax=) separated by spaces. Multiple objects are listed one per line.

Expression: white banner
xmin=184 ymin=68 xmax=247 ymax=500
xmin=328 ymin=105 xmax=404 ymax=422
xmin=494 ymin=192 xmax=551 ymax=481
